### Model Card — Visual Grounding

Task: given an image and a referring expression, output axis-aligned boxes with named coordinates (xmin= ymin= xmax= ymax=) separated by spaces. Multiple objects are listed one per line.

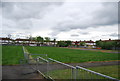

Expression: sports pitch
xmin=26 ymin=46 xmax=119 ymax=63
xmin=2 ymin=46 xmax=119 ymax=79
xmin=2 ymin=46 xmax=119 ymax=65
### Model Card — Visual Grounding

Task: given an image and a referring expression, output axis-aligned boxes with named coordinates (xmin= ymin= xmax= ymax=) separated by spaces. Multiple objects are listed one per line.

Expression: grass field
xmin=26 ymin=46 xmax=119 ymax=63
xmin=47 ymin=65 xmax=120 ymax=79
xmin=88 ymin=65 xmax=120 ymax=79
xmin=2 ymin=46 xmax=24 ymax=65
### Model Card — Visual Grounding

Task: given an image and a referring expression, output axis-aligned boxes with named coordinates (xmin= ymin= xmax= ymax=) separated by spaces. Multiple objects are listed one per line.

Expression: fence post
xmin=73 ymin=68 xmax=76 ymax=81
xmin=47 ymin=58 xmax=49 ymax=78
xmin=76 ymin=67 xmax=78 ymax=80
xmin=36 ymin=58 xmax=38 ymax=71
xmin=71 ymin=67 xmax=76 ymax=81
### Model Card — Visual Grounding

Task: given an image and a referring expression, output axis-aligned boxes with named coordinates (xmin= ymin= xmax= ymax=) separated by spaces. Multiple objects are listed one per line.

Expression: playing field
xmin=26 ymin=46 xmax=119 ymax=63
xmin=2 ymin=46 xmax=24 ymax=65
xmin=2 ymin=46 xmax=119 ymax=65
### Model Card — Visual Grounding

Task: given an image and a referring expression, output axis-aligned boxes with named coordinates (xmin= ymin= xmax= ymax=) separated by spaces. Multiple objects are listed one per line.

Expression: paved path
xmin=2 ymin=65 xmax=47 ymax=80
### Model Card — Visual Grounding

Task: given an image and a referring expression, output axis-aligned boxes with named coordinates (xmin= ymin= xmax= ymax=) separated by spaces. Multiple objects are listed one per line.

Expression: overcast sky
xmin=0 ymin=1 xmax=119 ymax=41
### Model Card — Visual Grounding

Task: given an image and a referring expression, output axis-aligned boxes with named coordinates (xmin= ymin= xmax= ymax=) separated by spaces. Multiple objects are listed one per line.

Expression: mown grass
xmin=47 ymin=65 xmax=120 ymax=79
xmin=26 ymin=46 xmax=119 ymax=63
xmin=0 ymin=45 xmax=2 ymax=65
xmin=88 ymin=65 xmax=120 ymax=79
xmin=2 ymin=45 xmax=24 ymax=65
xmin=47 ymin=69 xmax=72 ymax=79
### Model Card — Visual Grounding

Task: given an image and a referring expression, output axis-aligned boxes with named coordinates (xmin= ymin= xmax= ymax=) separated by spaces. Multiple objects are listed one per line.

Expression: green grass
xmin=47 ymin=65 xmax=120 ymax=79
xmin=47 ymin=69 xmax=72 ymax=79
xmin=2 ymin=45 xmax=24 ymax=65
xmin=88 ymin=65 xmax=120 ymax=79
xmin=0 ymin=45 xmax=2 ymax=65
xmin=26 ymin=46 xmax=119 ymax=63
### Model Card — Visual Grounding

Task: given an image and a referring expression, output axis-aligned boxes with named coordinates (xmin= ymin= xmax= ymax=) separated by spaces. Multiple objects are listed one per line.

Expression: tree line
xmin=29 ymin=36 xmax=72 ymax=47
xmin=96 ymin=40 xmax=120 ymax=50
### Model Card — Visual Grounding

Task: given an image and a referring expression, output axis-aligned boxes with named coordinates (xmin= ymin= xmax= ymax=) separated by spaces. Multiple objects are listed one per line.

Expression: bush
xmin=96 ymin=41 xmax=118 ymax=50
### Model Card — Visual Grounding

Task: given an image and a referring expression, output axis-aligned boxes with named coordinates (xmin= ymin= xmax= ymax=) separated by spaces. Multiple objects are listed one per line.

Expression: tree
xmin=44 ymin=37 xmax=50 ymax=42
xmin=116 ymin=41 xmax=120 ymax=50
xmin=96 ymin=41 xmax=118 ymax=50
xmin=36 ymin=36 xmax=44 ymax=46
xmin=80 ymin=42 xmax=86 ymax=46
xmin=104 ymin=41 xmax=117 ymax=50
xmin=53 ymin=38 xmax=56 ymax=46
xmin=57 ymin=41 xmax=66 ymax=47
xmin=7 ymin=34 xmax=12 ymax=44
xmin=44 ymin=37 xmax=50 ymax=46
xmin=65 ymin=40 xmax=72 ymax=47
xmin=8 ymin=34 xmax=12 ymax=38
xmin=57 ymin=40 xmax=71 ymax=47
xmin=29 ymin=36 xmax=36 ymax=43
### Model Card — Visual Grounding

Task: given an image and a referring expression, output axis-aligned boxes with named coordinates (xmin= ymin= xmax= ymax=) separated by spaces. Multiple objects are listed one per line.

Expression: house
xmin=15 ymin=38 xmax=37 ymax=46
xmin=0 ymin=37 xmax=13 ymax=45
xmin=72 ymin=40 xmax=95 ymax=48
xmin=43 ymin=41 xmax=57 ymax=46
xmin=84 ymin=40 xmax=96 ymax=48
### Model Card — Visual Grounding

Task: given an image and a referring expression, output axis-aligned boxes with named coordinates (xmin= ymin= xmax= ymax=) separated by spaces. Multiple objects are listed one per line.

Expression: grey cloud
xmin=2 ymin=18 xmax=32 ymax=31
xmin=49 ymin=30 xmax=60 ymax=36
xmin=50 ymin=2 xmax=118 ymax=37
xmin=17 ymin=19 xmax=32 ymax=30
xmin=101 ymin=33 xmax=119 ymax=37
xmin=102 ymin=34 xmax=107 ymax=36
xmin=2 ymin=30 xmax=16 ymax=34
xmin=2 ymin=2 xmax=63 ymax=36
xmin=1 ymin=2 xmax=118 ymax=40
xmin=71 ymin=34 xmax=79 ymax=37
xmin=78 ymin=31 xmax=90 ymax=35
xmin=93 ymin=2 xmax=118 ymax=26
xmin=109 ymin=33 xmax=119 ymax=37
xmin=2 ymin=2 xmax=63 ymax=20
xmin=80 ymin=32 xmax=89 ymax=35
xmin=50 ymin=20 xmax=89 ymax=36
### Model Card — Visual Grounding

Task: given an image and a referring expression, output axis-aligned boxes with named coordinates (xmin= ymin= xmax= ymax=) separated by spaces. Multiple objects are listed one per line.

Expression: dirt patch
xmin=69 ymin=60 xmax=120 ymax=68
xmin=67 ymin=47 xmax=119 ymax=53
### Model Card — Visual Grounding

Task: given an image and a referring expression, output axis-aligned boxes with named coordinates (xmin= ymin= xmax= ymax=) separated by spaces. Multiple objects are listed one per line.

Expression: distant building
xmin=15 ymin=38 xmax=37 ymax=46
xmin=0 ymin=37 xmax=13 ymax=45
xmin=72 ymin=40 xmax=96 ymax=48
xmin=0 ymin=37 xmax=57 ymax=46
xmin=99 ymin=39 xmax=120 ymax=42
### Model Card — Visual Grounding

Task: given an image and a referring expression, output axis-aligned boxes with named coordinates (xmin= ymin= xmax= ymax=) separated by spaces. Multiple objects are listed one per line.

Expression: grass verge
xmin=2 ymin=45 xmax=24 ymax=65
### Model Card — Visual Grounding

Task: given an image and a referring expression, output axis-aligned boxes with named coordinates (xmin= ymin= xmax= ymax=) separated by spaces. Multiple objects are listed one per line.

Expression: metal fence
xmin=76 ymin=66 xmax=119 ymax=81
xmin=47 ymin=58 xmax=76 ymax=81
xmin=22 ymin=46 xmax=119 ymax=81
xmin=22 ymin=46 xmax=49 ymax=77
xmin=36 ymin=56 xmax=49 ymax=78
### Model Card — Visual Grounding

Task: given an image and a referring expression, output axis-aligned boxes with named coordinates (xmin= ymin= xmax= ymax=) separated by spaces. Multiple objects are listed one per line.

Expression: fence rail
xmin=48 ymin=58 xmax=76 ymax=80
xmin=76 ymin=66 xmax=119 ymax=81
xmin=48 ymin=58 xmax=76 ymax=69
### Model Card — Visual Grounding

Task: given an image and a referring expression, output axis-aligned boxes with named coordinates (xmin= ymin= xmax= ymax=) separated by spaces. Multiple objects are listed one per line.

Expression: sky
xmin=0 ymin=0 xmax=119 ymax=41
